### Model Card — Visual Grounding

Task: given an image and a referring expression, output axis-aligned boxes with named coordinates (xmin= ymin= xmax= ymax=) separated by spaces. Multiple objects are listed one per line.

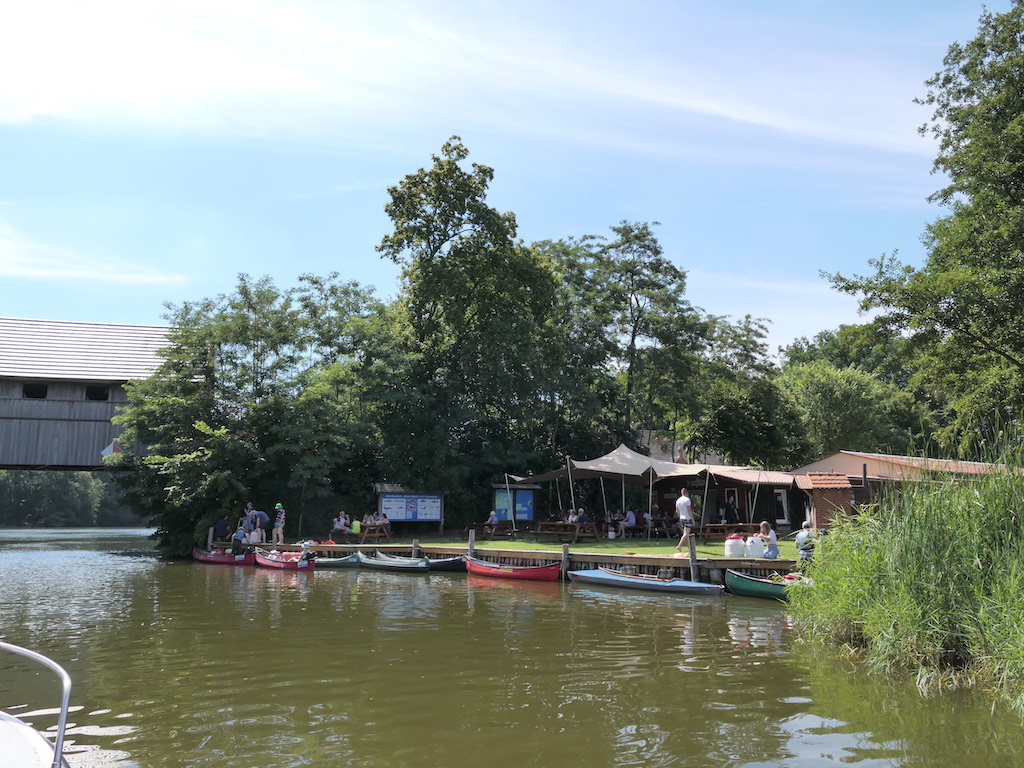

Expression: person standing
xmin=675 ymin=489 xmax=693 ymax=551
xmin=723 ymin=494 xmax=738 ymax=525
xmin=272 ymin=503 xmax=286 ymax=546
xmin=795 ymin=520 xmax=817 ymax=563
xmin=255 ymin=507 xmax=271 ymax=544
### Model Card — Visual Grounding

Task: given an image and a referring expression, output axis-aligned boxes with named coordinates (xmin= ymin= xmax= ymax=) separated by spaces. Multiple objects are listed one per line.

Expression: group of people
xmin=329 ymin=510 xmax=390 ymax=540
xmin=212 ymin=501 xmax=287 ymax=553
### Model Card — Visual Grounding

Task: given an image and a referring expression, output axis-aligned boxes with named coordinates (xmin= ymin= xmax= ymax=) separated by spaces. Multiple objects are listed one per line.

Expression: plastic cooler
xmin=745 ymin=536 xmax=765 ymax=558
xmin=724 ymin=535 xmax=745 ymax=558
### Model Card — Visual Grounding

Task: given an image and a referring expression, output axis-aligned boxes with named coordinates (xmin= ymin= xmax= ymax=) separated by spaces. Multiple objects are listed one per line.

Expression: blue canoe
xmin=567 ymin=567 xmax=724 ymax=596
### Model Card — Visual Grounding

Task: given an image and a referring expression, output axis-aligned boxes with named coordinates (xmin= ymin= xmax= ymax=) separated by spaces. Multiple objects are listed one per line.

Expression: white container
xmin=745 ymin=536 xmax=765 ymax=558
xmin=724 ymin=535 xmax=745 ymax=558
xmin=607 ymin=530 xmax=616 ymax=539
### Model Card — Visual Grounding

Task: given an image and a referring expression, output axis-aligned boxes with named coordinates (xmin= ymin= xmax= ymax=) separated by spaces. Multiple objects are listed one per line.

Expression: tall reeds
xmin=790 ymin=445 xmax=1024 ymax=715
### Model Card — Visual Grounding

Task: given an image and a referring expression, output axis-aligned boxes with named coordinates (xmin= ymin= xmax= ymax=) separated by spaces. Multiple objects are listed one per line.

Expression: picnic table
xmin=700 ymin=523 xmax=761 ymax=541
xmin=533 ymin=521 xmax=602 ymax=544
xmin=359 ymin=523 xmax=391 ymax=544
xmin=464 ymin=520 xmax=522 ymax=540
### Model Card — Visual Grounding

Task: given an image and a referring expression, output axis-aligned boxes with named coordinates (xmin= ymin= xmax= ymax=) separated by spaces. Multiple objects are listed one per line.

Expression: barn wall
xmin=0 ymin=380 xmax=127 ymax=468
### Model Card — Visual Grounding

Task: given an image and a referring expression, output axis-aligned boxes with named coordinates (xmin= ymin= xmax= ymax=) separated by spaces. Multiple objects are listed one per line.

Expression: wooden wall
xmin=0 ymin=380 xmax=127 ymax=469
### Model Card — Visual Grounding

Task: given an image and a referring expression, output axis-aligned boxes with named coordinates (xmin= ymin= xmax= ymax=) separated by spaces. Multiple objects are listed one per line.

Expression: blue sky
xmin=0 ymin=0 xmax=1006 ymax=353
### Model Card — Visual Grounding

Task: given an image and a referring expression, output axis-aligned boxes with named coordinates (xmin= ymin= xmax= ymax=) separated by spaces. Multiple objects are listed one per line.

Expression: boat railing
xmin=0 ymin=641 xmax=71 ymax=768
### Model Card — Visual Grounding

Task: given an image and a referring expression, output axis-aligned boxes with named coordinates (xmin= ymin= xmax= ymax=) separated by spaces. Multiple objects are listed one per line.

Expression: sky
xmin=0 ymin=0 xmax=1010 ymax=354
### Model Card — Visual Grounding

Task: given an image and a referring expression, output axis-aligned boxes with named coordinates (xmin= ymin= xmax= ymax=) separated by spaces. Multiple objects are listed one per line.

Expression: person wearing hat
xmin=272 ymin=503 xmax=286 ymax=546
xmin=795 ymin=520 xmax=817 ymax=563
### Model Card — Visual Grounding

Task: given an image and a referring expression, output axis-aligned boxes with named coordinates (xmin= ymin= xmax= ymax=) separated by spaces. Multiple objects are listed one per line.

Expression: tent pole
xmin=647 ymin=472 xmax=653 ymax=538
xmin=505 ymin=473 xmax=517 ymax=532
xmin=567 ymin=455 xmax=576 ymax=512
xmin=702 ymin=471 xmax=711 ymax=526
xmin=555 ymin=477 xmax=563 ymax=510
xmin=621 ymin=476 xmax=626 ymax=516
xmin=600 ymin=477 xmax=608 ymax=518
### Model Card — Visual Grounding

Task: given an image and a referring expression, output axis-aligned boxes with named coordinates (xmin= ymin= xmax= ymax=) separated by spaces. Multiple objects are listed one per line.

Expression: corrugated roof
xmin=839 ymin=451 xmax=1002 ymax=476
xmin=0 ymin=317 xmax=171 ymax=382
xmin=710 ymin=468 xmax=795 ymax=486
xmin=795 ymin=472 xmax=851 ymax=490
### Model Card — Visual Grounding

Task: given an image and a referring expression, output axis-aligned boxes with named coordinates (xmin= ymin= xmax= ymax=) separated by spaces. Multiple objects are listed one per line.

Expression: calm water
xmin=1 ymin=529 xmax=1022 ymax=768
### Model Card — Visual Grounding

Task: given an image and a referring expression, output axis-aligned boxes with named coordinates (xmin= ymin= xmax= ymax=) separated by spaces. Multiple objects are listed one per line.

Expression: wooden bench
xmin=464 ymin=520 xmax=522 ymax=539
xmin=533 ymin=521 xmax=601 ymax=544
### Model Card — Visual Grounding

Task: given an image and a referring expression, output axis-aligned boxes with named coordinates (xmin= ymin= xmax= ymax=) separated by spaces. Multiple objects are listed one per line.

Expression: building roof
xmin=795 ymin=472 xmax=852 ymax=491
xmin=0 ymin=317 xmax=171 ymax=382
xmin=790 ymin=450 xmax=1003 ymax=480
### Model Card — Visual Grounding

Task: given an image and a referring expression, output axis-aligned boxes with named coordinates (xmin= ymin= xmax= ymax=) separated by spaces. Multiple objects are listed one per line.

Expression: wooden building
xmin=0 ymin=317 xmax=170 ymax=470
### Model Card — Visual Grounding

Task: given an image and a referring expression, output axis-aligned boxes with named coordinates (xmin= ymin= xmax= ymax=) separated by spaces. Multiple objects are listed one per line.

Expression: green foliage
xmin=0 ymin=470 xmax=106 ymax=526
xmin=829 ymin=3 xmax=1024 ymax=452
xmin=790 ymin=445 xmax=1024 ymax=715
xmin=779 ymin=360 xmax=934 ymax=460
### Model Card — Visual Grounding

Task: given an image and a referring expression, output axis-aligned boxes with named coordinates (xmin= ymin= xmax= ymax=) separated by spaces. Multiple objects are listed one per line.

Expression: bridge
xmin=0 ymin=317 xmax=170 ymax=470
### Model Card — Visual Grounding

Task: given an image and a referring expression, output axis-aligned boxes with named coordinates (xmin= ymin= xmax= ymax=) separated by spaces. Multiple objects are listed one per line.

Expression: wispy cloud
xmin=0 ymin=221 xmax=187 ymax=285
xmin=0 ymin=0 xmax=941 ymax=157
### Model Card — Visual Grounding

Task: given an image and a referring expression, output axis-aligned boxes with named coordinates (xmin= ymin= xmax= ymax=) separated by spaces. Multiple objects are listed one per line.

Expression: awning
xmin=520 ymin=444 xmax=709 ymax=486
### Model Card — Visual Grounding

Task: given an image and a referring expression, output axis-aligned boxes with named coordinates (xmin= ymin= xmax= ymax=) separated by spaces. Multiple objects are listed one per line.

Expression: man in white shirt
xmin=675 ymin=489 xmax=693 ymax=551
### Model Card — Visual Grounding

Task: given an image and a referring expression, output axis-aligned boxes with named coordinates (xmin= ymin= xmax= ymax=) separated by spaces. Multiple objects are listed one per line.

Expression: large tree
xmin=829 ymin=2 xmax=1024 ymax=452
xmin=376 ymin=137 xmax=559 ymax=510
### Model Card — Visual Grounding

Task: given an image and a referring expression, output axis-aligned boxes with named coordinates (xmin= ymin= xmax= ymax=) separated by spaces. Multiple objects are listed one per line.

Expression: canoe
xmin=374 ymin=551 xmax=466 ymax=572
xmin=567 ymin=567 xmax=725 ymax=595
xmin=355 ymin=550 xmax=429 ymax=573
xmin=315 ymin=552 xmax=360 ymax=568
xmin=254 ymin=547 xmax=315 ymax=571
xmin=724 ymin=569 xmax=796 ymax=601
xmin=0 ymin=641 xmax=72 ymax=768
xmin=464 ymin=554 xmax=561 ymax=582
xmin=192 ymin=547 xmax=255 ymax=565
xmin=425 ymin=554 xmax=467 ymax=572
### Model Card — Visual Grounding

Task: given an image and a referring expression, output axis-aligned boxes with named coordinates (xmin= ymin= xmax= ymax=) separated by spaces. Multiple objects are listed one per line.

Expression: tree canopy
xmin=829 ymin=2 xmax=1024 ymax=452
xmin=107 ymin=136 xmax=948 ymax=553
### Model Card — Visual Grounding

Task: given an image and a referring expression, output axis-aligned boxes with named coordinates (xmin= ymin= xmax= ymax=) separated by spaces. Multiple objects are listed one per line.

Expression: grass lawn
xmin=413 ymin=534 xmax=799 ymax=560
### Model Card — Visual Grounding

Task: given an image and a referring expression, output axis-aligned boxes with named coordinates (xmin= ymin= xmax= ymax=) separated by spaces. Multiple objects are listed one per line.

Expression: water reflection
xmin=1 ymin=530 xmax=1022 ymax=767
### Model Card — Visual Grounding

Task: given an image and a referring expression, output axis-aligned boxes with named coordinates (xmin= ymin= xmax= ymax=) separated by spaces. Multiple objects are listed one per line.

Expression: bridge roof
xmin=0 ymin=317 xmax=171 ymax=382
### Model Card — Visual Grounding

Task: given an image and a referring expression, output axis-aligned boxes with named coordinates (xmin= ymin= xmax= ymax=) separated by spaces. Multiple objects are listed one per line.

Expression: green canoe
xmin=725 ymin=568 xmax=790 ymax=601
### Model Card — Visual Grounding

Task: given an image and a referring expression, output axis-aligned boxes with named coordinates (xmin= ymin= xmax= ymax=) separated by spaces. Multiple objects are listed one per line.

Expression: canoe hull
xmin=567 ymin=568 xmax=724 ymax=595
xmin=374 ymin=551 xmax=466 ymax=572
xmin=724 ymin=569 xmax=788 ymax=600
xmin=254 ymin=548 xmax=315 ymax=571
xmin=192 ymin=548 xmax=255 ymax=565
xmin=315 ymin=553 xmax=360 ymax=568
xmin=356 ymin=550 xmax=430 ymax=572
xmin=464 ymin=555 xmax=561 ymax=582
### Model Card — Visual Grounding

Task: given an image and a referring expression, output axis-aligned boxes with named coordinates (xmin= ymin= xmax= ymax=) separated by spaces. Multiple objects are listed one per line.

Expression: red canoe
xmin=193 ymin=548 xmax=255 ymax=565
xmin=464 ymin=554 xmax=561 ymax=582
xmin=254 ymin=548 xmax=315 ymax=571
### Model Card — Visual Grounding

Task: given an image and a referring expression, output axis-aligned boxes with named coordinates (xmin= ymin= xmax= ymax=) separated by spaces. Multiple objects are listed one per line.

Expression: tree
xmin=110 ymin=273 xmax=382 ymax=554
xmin=377 ymin=137 xmax=559 ymax=514
xmin=779 ymin=361 xmax=933 ymax=460
xmin=829 ymin=3 xmax=1024 ymax=452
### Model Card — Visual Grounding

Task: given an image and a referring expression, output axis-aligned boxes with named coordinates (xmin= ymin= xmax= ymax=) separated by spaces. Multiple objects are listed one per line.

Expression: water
xmin=0 ymin=529 xmax=1022 ymax=767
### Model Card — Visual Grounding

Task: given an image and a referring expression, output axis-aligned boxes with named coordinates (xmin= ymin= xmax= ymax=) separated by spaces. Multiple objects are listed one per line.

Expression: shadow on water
xmin=1 ymin=530 xmax=1022 ymax=768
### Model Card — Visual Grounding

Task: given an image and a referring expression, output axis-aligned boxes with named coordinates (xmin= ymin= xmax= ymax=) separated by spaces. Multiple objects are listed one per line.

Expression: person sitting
xmin=484 ymin=510 xmax=499 ymax=533
xmin=381 ymin=513 xmax=391 ymax=535
xmin=362 ymin=512 xmax=375 ymax=528
xmin=567 ymin=509 xmax=579 ymax=524
xmin=577 ymin=509 xmax=590 ymax=524
xmin=618 ymin=509 xmax=638 ymax=538
xmin=755 ymin=520 xmax=780 ymax=559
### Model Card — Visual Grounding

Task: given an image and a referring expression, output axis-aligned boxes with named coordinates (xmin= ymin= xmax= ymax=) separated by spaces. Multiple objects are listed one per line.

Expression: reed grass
xmin=789 ymin=444 xmax=1024 ymax=715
